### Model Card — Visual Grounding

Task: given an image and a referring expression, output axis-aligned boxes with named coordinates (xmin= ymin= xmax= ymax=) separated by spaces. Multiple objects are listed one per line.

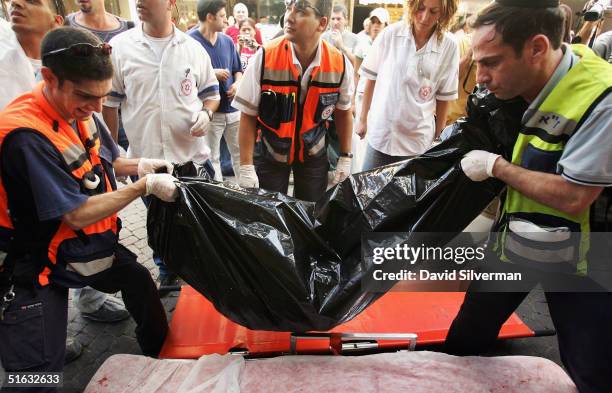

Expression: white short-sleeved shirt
xmin=231 ymin=40 xmax=355 ymax=116
xmin=360 ymin=22 xmax=459 ymax=156
xmin=321 ymin=30 xmax=360 ymax=54
xmin=105 ymin=25 xmax=220 ymax=164
xmin=0 ymin=27 xmax=38 ymax=110
xmin=354 ymin=37 xmax=373 ymax=95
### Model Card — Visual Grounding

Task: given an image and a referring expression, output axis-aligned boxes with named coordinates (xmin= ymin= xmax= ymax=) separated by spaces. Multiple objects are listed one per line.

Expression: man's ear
xmin=41 ymin=67 xmax=59 ymax=89
xmin=53 ymin=15 xmax=64 ymax=28
xmin=318 ymin=16 xmax=328 ymax=32
xmin=528 ymin=34 xmax=551 ymax=65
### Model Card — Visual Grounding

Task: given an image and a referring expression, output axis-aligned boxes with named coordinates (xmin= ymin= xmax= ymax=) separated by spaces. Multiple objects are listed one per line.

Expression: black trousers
xmin=255 ymin=153 xmax=329 ymax=202
xmin=445 ymin=261 xmax=612 ymax=393
xmin=0 ymin=245 xmax=168 ymax=393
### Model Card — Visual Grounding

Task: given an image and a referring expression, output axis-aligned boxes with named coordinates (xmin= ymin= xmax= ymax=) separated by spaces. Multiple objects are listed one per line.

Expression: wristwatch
xmin=203 ymin=107 xmax=213 ymax=121
xmin=339 ymin=152 xmax=353 ymax=158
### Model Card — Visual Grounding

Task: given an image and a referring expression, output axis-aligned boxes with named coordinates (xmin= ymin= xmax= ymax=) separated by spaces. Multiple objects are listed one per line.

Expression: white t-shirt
xmin=105 ymin=26 xmax=220 ymax=164
xmin=232 ymin=41 xmax=355 ymax=116
xmin=322 ymin=30 xmax=360 ymax=54
xmin=28 ymin=58 xmax=42 ymax=80
xmin=360 ymin=22 xmax=459 ymax=156
xmin=0 ymin=27 xmax=38 ymax=109
xmin=143 ymin=32 xmax=173 ymax=61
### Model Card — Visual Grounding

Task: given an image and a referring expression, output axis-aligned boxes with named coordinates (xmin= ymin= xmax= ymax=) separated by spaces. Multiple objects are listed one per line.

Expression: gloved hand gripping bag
xmin=147 ymin=90 xmax=527 ymax=332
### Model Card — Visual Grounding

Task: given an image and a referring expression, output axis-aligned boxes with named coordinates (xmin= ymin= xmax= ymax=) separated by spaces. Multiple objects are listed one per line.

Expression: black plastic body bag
xmin=148 ymin=90 xmax=527 ymax=332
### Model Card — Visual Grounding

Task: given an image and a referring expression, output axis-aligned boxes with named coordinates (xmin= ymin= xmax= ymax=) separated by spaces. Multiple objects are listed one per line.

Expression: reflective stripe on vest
xmin=258 ymin=37 xmax=345 ymax=164
xmin=498 ymin=45 xmax=612 ymax=275
xmin=0 ymin=82 xmax=118 ymax=285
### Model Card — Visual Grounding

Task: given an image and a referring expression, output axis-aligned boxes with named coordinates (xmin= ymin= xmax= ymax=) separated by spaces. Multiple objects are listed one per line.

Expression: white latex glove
xmin=137 ymin=158 xmax=174 ymax=178
xmin=238 ymin=165 xmax=259 ymax=188
xmin=190 ymin=111 xmax=211 ymax=137
xmin=332 ymin=156 xmax=352 ymax=185
xmin=461 ymin=150 xmax=500 ymax=181
xmin=145 ymin=173 xmax=179 ymax=202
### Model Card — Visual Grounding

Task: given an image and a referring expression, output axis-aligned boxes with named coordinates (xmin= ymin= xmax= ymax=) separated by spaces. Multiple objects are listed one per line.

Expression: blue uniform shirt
xmin=188 ymin=30 xmax=242 ymax=113
xmin=1 ymin=115 xmax=119 ymax=286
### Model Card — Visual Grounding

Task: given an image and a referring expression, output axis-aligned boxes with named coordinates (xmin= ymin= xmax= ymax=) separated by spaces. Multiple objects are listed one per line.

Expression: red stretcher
xmin=160 ymin=286 xmax=551 ymax=359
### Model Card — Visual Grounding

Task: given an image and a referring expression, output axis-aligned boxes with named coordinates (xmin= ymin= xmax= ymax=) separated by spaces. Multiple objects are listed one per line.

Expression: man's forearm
xmin=435 ymin=100 xmax=450 ymax=137
xmin=63 ymin=178 xmax=147 ymax=230
xmin=493 ymin=157 xmax=603 ymax=215
xmin=102 ymin=106 xmax=120 ymax=142
xmin=334 ymin=108 xmax=353 ymax=154
xmin=359 ymin=79 xmax=375 ymax=123
xmin=203 ymin=98 xmax=220 ymax=113
xmin=354 ymin=58 xmax=363 ymax=93
xmin=342 ymin=49 xmax=356 ymax=68
xmin=239 ymin=113 xmax=258 ymax=165
xmin=113 ymin=157 xmax=140 ymax=177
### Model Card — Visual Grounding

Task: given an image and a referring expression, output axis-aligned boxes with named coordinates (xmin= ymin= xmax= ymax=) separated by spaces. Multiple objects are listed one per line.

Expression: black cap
xmin=496 ymin=0 xmax=559 ymax=8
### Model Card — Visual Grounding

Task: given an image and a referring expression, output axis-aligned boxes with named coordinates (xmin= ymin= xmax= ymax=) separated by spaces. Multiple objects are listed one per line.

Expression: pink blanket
xmin=85 ymin=351 xmax=577 ymax=393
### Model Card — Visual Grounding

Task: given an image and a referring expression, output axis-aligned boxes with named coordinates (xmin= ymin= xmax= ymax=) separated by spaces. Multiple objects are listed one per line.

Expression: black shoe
xmin=65 ymin=338 xmax=83 ymax=364
xmin=158 ymin=273 xmax=181 ymax=296
xmin=80 ymin=297 xmax=130 ymax=323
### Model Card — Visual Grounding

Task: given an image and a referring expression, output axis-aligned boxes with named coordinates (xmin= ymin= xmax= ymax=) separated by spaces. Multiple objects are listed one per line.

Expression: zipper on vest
xmin=294 ymin=75 xmax=313 ymax=163
xmin=294 ymin=73 xmax=303 ymax=163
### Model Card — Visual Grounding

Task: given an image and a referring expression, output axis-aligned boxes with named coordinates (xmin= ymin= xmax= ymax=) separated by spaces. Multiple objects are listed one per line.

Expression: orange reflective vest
xmin=256 ymin=37 xmax=346 ymax=164
xmin=0 ymin=82 xmax=119 ymax=286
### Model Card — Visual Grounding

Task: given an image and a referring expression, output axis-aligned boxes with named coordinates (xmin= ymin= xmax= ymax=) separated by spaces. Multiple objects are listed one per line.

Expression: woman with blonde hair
xmin=357 ymin=0 xmax=460 ymax=170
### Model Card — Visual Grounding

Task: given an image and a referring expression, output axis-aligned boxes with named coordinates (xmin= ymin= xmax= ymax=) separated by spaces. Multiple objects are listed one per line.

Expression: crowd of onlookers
xmin=1 ymin=0 xmax=611 ymax=370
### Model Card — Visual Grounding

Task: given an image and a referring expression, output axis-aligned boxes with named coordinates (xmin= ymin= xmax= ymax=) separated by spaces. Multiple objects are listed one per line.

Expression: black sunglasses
xmin=42 ymin=43 xmax=112 ymax=60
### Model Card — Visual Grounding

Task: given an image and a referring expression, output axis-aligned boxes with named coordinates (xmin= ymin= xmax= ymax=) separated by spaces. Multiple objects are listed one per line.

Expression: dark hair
xmin=197 ymin=0 xmax=227 ymax=22
xmin=472 ymin=3 xmax=565 ymax=54
xmin=48 ymin=0 xmax=66 ymax=18
xmin=238 ymin=17 xmax=257 ymax=31
xmin=41 ymin=27 xmax=113 ymax=84
xmin=311 ymin=0 xmax=333 ymax=19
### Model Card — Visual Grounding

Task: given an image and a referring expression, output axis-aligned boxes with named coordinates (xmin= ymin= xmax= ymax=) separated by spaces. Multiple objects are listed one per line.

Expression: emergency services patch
xmin=180 ymin=78 xmax=193 ymax=96
xmin=321 ymin=104 xmax=335 ymax=120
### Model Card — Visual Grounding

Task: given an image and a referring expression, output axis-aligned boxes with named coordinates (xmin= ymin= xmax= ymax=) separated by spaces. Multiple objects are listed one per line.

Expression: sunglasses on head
xmin=284 ymin=0 xmax=323 ymax=16
xmin=42 ymin=43 xmax=112 ymax=60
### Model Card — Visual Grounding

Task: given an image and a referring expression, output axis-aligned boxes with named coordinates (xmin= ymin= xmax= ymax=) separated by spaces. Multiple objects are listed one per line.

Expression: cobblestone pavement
xmin=61 ymin=190 xmax=561 ymax=392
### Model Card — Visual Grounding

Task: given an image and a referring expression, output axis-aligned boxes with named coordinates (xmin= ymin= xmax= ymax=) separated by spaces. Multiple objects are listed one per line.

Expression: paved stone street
xmin=60 ymin=187 xmax=561 ymax=392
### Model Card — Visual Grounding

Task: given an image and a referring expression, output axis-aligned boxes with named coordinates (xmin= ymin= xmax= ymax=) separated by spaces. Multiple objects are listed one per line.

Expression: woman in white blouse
xmin=357 ymin=0 xmax=460 ymax=171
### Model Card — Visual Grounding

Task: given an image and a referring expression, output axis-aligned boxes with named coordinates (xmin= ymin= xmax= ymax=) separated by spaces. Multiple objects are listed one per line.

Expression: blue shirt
xmin=2 ymin=115 xmax=118 ymax=222
xmin=1 ymin=116 xmax=119 ymax=286
xmin=188 ymin=30 xmax=241 ymax=113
